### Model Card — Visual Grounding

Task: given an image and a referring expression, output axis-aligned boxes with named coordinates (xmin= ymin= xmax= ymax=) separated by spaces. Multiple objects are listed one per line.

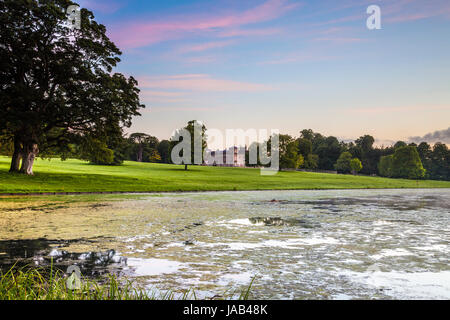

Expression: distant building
xmin=204 ymin=146 xmax=246 ymax=167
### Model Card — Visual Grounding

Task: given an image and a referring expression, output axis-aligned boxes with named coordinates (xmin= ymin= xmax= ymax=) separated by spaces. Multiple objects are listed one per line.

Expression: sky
xmin=77 ymin=0 xmax=450 ymax=147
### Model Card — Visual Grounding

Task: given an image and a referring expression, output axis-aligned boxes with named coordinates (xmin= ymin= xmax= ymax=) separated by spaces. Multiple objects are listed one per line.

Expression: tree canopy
xmin=0 ymin=0 xmax=144 ymax=174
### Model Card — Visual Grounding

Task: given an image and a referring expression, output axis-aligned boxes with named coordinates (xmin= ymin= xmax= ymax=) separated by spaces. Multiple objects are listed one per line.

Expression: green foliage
xmin=429 ymin=143 xmax=450 ymax=180
xmin=394 ymin=141 xmax=407 ymax=149
xmin=335 ymin=152 xmax=353 ymax=173
xmin=128 ymin=133 xmax=159 ymax=163
xmin=148 ymin=149 xmax=162 ymax=163
xmin=279 ymin=134 xmax=304 ymax=170
xmin=379 ymin=146 xmax=426 ymax=179
xmin=79 ymin=138 xmax=114 ymax=165
xmin=335 ymin=152 xmax=363 ymax=174
xmin=303 ymin=153 xmax=319 ymax=169
xmin=0 ymin=0 xmax=144 ymax=173
xmin=391 ymin=146 xmax=426 ymax=179
xmin=157 ymin=140 xmax=171 ymax=164
xmin=350 ymin=158 xmax=363 ymax=174
xmin=0 ymin=265 xmax=255 ymax=300
xmin=378 ymin=155 xmax=393 ymax=177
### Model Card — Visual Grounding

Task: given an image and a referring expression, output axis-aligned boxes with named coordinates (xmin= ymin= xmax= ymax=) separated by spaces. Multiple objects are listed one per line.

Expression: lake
xmin=0 ymin=189 xmax=449 ymax=299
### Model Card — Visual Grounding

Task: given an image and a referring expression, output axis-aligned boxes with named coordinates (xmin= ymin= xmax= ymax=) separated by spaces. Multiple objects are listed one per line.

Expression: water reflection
xmin=0 ymin=239 xmax=127 ymax=277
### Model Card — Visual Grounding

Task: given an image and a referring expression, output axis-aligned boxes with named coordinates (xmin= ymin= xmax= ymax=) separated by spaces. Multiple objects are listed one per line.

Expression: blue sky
xmin=77 ymin=0 xmax=450 ymax=145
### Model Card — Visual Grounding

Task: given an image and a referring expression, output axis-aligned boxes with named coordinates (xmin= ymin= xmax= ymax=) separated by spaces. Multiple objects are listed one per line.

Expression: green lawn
xmin=0 ymin=156 xmax=449 ymax=194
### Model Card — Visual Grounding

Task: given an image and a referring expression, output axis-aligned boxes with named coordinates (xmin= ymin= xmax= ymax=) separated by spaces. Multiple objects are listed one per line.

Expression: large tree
xmin=391 ymin=146 xmax=426 ymax=179
xmin=129 ymin=133 xmax=158 ymax=163
xmin=0 ymin=0 xmax=144 ymax=174
xmin=170 ymin=120 xmax=207 ymax=170
xmin=278 ymin=134 xmax=303 ymax=170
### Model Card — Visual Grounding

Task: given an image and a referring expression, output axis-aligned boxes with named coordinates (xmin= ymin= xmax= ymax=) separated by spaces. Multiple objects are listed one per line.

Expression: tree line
xmin=247 ymin=129 xmax=449 ymax=181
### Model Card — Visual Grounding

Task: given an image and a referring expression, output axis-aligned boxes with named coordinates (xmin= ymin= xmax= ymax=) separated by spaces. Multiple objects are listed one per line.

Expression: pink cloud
xmin=218 ymin=27 xmax=282 ymax=38
xmin=178 ymin=40 xmax=235 ymax=54
xmin=260 ymin=53 xmax=336 ymax=65
xmin=183 ymin=56 xmax=219 ymax=64
xmin=313 ymin=0 xmax=450 ymax=26
xmin=138 ymin=74 xmax=271 ymax=92
xmin=314 ymin=37 xmax=365 ymax=44
xmin=109 ymin=0 xmax=301 ymax=49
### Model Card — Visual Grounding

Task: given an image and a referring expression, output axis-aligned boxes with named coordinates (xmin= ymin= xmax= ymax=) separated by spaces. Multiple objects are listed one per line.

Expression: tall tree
xmin=157 ymin=140 xmax=171 ymax=164
xmin=430 ymin=143 xmax=450 ymax=180
xmin=391 ymin=146 xmax=426 ymax=179
xmin=170 ymin=120 xmax=207 ymax=170
xmin=315 ymin=136 xmax=342 ymax=170
xmin=335 ymin=151 xmax=353 ymax=173
xmin=128 ymin=133 xmax=159 ymax=163
xmin=279 ymin=134 xmax=303 ymax=170
xmin=0 ymin=0 xmax=144 ymax=174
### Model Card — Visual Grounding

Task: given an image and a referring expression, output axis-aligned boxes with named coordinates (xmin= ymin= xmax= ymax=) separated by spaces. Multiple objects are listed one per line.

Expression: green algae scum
xmin=1 ymin=189 xmax=449 ymax=300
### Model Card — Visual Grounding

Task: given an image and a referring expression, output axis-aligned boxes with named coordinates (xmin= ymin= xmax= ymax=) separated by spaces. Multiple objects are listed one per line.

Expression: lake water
xmin=0 ymin=189 xmax=449 ymax=299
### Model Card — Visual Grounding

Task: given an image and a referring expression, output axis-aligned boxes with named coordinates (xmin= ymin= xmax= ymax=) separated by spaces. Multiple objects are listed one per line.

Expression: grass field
xmin=0 ymin=156 xmax=449 ymax=194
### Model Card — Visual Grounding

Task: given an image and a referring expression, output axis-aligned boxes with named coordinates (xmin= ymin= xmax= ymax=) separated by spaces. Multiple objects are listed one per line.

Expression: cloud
xmin=109 ymin=0 xmax=301 ymax=49
xmin=314 ymin=37 xmax=365 ymax=44
xmin=138 ymin=74 xmax=271 ymax=92
xmin=260 ymin=52 xmax=335 ymax=65
xmin=312 ymin=0 xmax=450 ymax=27
xmin=178 ymin=40 xmax=235 ymax=54
xmin=218 ymin=27 xmax=282 ymax=38
xmin=409 ymin=127 xmax=450 ymax=144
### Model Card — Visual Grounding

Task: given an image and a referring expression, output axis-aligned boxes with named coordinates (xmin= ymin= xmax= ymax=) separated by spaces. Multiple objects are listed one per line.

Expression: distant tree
xmin=300 ymin=129 xmax=315 ymax=141
xmin=279 ymin=134 xmax=303 ymax=170
xmin=78 ymin=125 xmax=127 ymax=165
xmin=157 ymin=140 xmax=171 ymax=164
xmin=170 ymin=120 xmax=207 ymax=170
xmin=350 ymin=158 xmax=363 ymax=175
xmin=335 ymin=152 xmax=353 ymax=173
xmin=148 ymin=149 xmax=162 ymax=163
xmin=315 ymin=136 xmax=342 ymax=170
xmin=394 ymin=141 xmax=407 ymax=149
xmin=378 ymin=155 xmax=394 ymax=177
xmin=354 ymin=135 xmax=380 ymax=175
xmin=355 ymin=135 xmax=375 ymax=153
xmin=79 ymin=137 xmax=114 ymax=165
xmin=417 ymin=142 xmax=433 ymax=178
xmin=429 ymin=143 xmax=450 ymax=180
xmin=390 ymin=146 xmax=426 ymax=179
xmin=129 ymin=133 xmax=150 ymax=162
xmin=303 ymin=154 xmax=319 ymax=169
xmin=0 ymin=0 xmax=144 ymax=174
xmin=298 ymin=138 xmax=312 ymax=157
xmin=297 ymin=137 xmax=318 ymax=169
xmin=128 ymin=133 xmax=159 ymax=162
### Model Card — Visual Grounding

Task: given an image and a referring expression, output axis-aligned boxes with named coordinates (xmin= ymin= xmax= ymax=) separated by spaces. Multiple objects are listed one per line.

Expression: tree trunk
xmin=9 ymin=137 xmax=22 ymax=173
xmin=20 ymin=143 xmax=39 ymax=175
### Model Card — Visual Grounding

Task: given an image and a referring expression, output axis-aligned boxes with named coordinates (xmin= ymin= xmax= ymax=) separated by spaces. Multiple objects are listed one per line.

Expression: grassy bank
xmin=0 ymin=265 xmax=253 ymax=300
xmin=0 ymin=156 xmax=449 ymax=194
